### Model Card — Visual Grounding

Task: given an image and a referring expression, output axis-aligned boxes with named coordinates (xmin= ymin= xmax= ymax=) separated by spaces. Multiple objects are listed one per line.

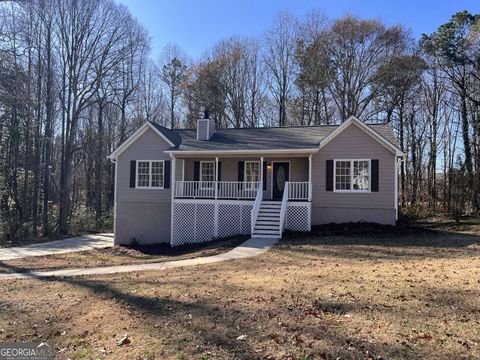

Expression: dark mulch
xmin=109 ymin=235 xmax=249 ymax=257
xmin=284 ymin=222 xmax=434 ymax=240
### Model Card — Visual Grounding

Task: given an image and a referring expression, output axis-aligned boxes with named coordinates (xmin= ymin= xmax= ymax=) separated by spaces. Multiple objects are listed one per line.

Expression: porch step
xmin=257 ymin=214 xmax=280 ymax=219
xmin=256 ymin=219 xmax=280 ymax=224
xmin=258 ymin=210 xmax=280 ymax=215
xmin=252 ymin=199 xmax=283 ymax=238
xmin=252 ymin=229 xmax=280 ymax=236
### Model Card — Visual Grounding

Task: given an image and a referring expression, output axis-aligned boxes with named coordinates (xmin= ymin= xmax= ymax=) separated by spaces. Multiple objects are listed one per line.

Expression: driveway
xmin=0 ymin=233 xmax=114 ymax=261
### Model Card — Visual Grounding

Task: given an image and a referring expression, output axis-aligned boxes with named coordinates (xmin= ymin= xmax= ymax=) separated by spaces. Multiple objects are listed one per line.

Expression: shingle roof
xmin=148 ymin=121 xmax=398 ymax=152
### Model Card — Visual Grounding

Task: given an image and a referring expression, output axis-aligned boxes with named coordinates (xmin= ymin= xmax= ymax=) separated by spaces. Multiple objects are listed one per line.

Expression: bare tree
xmin=159 ymin=43 xmax=188 ymax=129
xmin=264 ymin=12 xmax=298 ymax=126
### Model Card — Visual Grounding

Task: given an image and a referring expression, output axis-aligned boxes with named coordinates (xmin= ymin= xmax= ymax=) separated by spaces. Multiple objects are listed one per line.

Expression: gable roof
xmin=107 ymin=122 xmax=177 ymax=160
xmin=318 ymin=116 xmax=403 ymax=156
xmin=108 ymin=117 xmax=401 ymax=159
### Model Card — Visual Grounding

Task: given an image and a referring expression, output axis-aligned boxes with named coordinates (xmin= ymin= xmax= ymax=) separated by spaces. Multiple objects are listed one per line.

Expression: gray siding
xmin=115 ymin=128 xmax=172 ymax=244
xmin=311 ymin=123 xmax=396 ymax=225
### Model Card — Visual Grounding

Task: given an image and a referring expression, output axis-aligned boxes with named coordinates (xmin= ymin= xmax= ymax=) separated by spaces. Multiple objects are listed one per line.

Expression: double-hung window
xmin=200 ymin=161 xmax=215 ymax=189
xmin=245 ymin=161 xmax=260 ymax=190
xmin=334 ymin=159 xmax=370 ymax=192
xmin=136 ymin=160 xmax=164 ymax=189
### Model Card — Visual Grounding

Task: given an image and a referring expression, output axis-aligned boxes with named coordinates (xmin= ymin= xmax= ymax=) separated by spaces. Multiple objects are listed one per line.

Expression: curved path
xmin=0 ymin=237 xmax=279 ymax=280
xmin=0 ymin=233 xmax=114 ymax=261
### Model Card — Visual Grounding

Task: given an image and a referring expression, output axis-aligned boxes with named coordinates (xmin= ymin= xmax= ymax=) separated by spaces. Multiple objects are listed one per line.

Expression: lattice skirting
xmin=172 ymin=200 xmax=253 ymax=246
xmin=285 ymin=202 xmax=311 ymax=232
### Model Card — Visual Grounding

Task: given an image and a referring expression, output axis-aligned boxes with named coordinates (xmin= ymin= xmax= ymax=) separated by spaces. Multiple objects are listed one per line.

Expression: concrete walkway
xmin=0 ymin=237 xmax=279 ymax=280
xmin=0 ymin=233 xmax=114 ymax=261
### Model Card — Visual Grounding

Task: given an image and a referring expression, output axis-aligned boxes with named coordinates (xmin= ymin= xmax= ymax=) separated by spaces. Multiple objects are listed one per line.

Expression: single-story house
xmin=108 ymin=115 xmax=403 ymax=246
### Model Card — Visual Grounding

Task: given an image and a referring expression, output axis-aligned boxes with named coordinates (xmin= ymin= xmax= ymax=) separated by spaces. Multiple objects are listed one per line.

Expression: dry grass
xmin=0 ymin=223 xmax=479 ymax=359
xmin=0 ymin=236 xmax=247 ymax=274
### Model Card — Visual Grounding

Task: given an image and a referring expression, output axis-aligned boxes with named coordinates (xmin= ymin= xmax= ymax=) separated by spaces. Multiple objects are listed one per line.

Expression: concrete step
xmin=251 ymin=234 xmax=280 ymax=239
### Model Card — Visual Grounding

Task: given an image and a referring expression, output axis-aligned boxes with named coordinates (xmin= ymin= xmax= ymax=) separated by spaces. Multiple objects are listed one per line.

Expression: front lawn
xmin=0 ymin=223 xmax=479 ymax=359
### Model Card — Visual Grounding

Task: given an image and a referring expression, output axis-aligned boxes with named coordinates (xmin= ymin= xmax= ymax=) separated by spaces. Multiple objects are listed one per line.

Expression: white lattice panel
xmin=241 ymin=205 xmax=252 ymax=234
xmin=218 ymin=204 xmax=242 ymax=238
xmin=195 ymin=203 xmax=215 ymax=242
xmin=286 ymin=204 xmax=311 ymax=232
xmin=172 ymin=200 xmax=254 ymax=246
xmin=172 ymin=202 xmax=196 ymax=245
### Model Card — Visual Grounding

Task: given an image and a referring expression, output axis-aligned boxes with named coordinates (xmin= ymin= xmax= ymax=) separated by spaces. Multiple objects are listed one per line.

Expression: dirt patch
xmin=0 ymin=236 xmax=247 ymax=274
xmin=0 ymin=228 xmax=479 ymax=359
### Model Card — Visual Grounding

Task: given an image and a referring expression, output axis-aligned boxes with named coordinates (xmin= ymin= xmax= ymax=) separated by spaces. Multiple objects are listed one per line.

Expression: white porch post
xmin=170 ymin=154 xmax=176 ymax=244
xmin=308 ymin=154 xmax=312 ymax=202
xmin=260 ymin=156 xmax=264 ymax=194
xmin=215 ymin=156 xmax=219 ymax=199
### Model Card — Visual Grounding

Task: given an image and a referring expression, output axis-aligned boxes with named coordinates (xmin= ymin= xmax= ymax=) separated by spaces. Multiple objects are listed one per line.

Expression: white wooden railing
xmin=174 ymin=181 xmax=261 ymax=199
xmin=287 ymin=182 xmax=309 ymax=200
xmin=279 ymin=181 xmax=289 ymax=236
xmin=251 ymin=183 xmax=263 ymax=234
xmin=218 ymin=181 xmax=261 ymax=199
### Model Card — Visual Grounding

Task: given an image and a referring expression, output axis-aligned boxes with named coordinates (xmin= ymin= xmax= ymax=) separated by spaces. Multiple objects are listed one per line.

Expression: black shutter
xmin=326 ymin=160 xmax=333 ymax=191
xmin=194 ymin=161 xmax=200 ymax=181
xmin=164 ymin=160 xmax=171 ymax=189
xmin=130 ymin=160 xmax=136 ymax=188
xmin=217 ymin=161 xmax=222 ymax=181
xmin=371 ymin=159 xmax=379 ymax=192
xmin=238 ymin=161 xmax=244 ymax=181
xmin=263 ymin=162 xmax=267 ymax=190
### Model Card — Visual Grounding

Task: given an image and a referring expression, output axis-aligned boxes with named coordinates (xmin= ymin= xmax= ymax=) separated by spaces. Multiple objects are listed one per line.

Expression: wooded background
xmin=0 ymin=0 xmax=479 ymax=244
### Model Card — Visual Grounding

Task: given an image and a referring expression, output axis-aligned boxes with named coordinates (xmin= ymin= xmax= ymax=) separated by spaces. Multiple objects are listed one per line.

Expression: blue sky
xmin=117 ymin=0 xmax=480 ymax=59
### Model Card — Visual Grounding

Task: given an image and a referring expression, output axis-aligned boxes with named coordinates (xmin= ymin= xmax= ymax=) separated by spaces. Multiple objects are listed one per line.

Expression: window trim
xmin=136 ymin=160 xmax=165 ymax=190
xmin=333 ymin=159 xmax=371 ymax=193
xmin=244 ymin=161 xmax=260 ymax=190
xmin=200 ymin=160 xmax=215 ymax=190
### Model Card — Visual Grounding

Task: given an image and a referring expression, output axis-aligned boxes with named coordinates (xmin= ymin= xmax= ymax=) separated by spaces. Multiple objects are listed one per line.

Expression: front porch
xmin=169 ymin=154 xmax=313 ymax=246
xmin=171 ymin=155 xmax=313 ymax=201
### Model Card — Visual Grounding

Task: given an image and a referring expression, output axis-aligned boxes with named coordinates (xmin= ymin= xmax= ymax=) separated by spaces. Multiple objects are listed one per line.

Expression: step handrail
xmin=279 ymin=182 xmax=289 ymax=236
xmin=250 ymin=182 xmax=263 ymax=234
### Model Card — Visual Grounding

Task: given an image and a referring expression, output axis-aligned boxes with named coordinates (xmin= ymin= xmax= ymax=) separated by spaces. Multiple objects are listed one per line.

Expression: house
xmin=108 ymin=115 xmax=403 ymax=246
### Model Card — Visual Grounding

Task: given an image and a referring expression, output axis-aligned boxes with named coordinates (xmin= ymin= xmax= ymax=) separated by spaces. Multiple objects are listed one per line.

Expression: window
xmin=334 ymin=160 xmax=370 ymax=192
xmin=136 ymin=161 xmax=164 ymax=189
xmin=200 ymin=161 xmax=215 ymax=188
xmin=353 ymin=160 xmax=369 ymax=191
xmin=335 ymin=161 xmax=351 ymax=190
xmin=245 ymin=161 xmax=260 ymax=189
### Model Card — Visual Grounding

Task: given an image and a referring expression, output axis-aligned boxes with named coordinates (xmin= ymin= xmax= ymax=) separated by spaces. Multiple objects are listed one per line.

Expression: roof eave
xmin=165 ymin=148 xmax=319 ymax=156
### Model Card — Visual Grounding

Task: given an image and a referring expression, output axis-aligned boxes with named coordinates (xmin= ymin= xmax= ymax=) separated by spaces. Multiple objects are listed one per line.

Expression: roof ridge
xmin=174 ymin=122 xmax=389 ymax=132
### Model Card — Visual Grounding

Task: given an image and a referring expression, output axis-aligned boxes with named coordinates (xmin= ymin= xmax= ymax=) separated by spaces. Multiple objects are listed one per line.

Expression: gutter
xmin=164 ymin=148 xmax=319 ymax=156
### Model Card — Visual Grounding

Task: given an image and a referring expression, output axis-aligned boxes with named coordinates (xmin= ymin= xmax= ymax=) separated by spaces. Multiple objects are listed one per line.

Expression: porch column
xmin=260 ymin=156 xmax=264 ymax=192
xmin=308 ymin=154 xmax=312 ymax=202
xmin=215 ymin=156 xmax=219 ymax=199
xmin=170 ymin=154 xmax=176 ymax=244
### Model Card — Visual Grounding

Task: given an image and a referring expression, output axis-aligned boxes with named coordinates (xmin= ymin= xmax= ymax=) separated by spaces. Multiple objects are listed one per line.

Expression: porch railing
xmin=279 ymin=181 xmax=289 ymax=235
xmin=174 ymin=181 xmax=261 ymax=199
xmin=287 ymin=182 xmax=310 ymax=200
